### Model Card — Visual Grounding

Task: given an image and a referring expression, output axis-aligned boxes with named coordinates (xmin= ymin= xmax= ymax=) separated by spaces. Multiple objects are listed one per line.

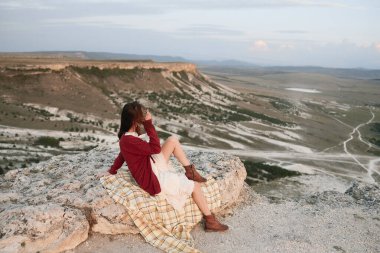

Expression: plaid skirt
xmin=150 ymin=151 xmax=196 ymax=211
xmin=99 ymin=166 xmax=222 ymax=253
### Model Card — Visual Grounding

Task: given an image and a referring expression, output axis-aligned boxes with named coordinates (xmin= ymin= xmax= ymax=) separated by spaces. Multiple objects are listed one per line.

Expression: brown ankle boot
xmin=183 ymin=164 xmax=207 ymax=182
xmin=203 ymin=213 xmax=229 ymax=232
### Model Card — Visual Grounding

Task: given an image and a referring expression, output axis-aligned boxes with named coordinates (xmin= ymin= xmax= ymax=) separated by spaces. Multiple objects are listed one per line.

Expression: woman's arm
xmin=121 ymin=118 xmax=161 ymax=155
xmin=108 ymin=152 xmax=124 ymax=174
xmin=142 ymin=118 xmax=161 ymax=153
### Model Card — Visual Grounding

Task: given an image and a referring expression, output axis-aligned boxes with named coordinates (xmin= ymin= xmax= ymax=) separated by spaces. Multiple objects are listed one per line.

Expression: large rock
xmin=0 ymin=204 xmax=89 ymax=253
xmin=344 ymin=180 xmax=380 ymax=208
xmin=301 ymin=180 xmax=380 ymax=210
xmin=0 ymin=145 xmax=247 ymax=253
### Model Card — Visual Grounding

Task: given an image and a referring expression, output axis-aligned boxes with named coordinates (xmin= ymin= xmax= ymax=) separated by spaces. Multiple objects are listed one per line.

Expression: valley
xmin=1 ymin=55 xmax=379 ymax=197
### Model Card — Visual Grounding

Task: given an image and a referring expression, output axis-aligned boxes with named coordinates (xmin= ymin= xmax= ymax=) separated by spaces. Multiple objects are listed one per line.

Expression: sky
xmin=1 ymin=0 xmax=380 ymax=68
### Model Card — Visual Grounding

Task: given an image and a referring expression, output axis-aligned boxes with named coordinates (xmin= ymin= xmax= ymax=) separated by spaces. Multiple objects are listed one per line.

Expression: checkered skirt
xmin=99 ymin=169 xmax=222 ymax=253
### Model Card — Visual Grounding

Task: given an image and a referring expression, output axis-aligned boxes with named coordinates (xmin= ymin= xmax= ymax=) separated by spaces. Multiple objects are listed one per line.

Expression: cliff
xmin=1 ymin=147 xmax=379 ymax=253
xmin=0 ymin=57 xmax=198 ymax=74
xmin=0 ymin=146 xmax=247 ymax=253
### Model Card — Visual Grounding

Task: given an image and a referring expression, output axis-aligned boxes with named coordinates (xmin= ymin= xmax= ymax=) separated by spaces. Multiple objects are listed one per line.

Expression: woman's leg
xmin=161 ymin=135 xmax=190 ymax=166
xmin=192 ymin=182 xmax=211 ymax=215
xmin=162 ymin=136 xmax=211 ymax=214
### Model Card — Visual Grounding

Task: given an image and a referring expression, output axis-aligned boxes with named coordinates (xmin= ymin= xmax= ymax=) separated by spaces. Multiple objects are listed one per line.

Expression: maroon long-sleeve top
xmin=108 ymin=118 xmax=162 ymax=196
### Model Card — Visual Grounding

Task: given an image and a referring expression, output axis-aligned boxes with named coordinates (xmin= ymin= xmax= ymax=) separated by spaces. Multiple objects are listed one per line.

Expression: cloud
xmin=275 ymin=30 xmax=309 ymax=34
xmin=143 ymin=0 xmax=353 ymax=9
xmin=375 ymin=43 xmax=380 ymax=53
xmin=250 ymin=40 xmax=269 ymax=51
xmin=43 ymin=17 xmax=246 ymax=39
xmin=176 ymin=25 xmax=244 ymax=37
xmin=0 ymin=0 xmax=355 ymax=11
xmin=244 ymin=39 xmax=380 ymax=68
xmin=280 ymin=43 xmax=295 ymax=49
xmin=43 ymin=15 xmax=159 ymax=30
xmin=0 ymin=0 xmax=55 ymax=10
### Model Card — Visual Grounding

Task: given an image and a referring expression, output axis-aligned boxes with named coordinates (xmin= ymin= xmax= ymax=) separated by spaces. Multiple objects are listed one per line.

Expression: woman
xmin=97 ymin=101 xmax=228 ymax=232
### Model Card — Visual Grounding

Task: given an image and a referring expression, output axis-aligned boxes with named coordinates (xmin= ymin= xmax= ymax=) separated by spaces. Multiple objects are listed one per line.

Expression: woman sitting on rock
xmin=97 ymin=101 xmax=228 ymax=232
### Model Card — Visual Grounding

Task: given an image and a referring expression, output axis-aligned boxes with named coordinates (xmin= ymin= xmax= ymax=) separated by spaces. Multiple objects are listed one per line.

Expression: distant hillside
xmin=1 ymin=53 xmax=379 ymax=188
xmin=3 ymin=51 xmax=378 ymax=80
xmin=200 ymin=65 xmax=380 ymax=80
xmin=0 ymin=51 xmax=188 ymax=63
xmin=0 ymin=57 xmax=236 ymax=120
xmin=0 ymin=55 xmax=302 ymax=173
xmin=3 ymin=56 xmax=296 ymax=135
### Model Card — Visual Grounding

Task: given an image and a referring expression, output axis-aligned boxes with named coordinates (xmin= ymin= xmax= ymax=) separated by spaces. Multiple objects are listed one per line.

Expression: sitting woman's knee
xmin=167 ymin=135 xmax=179 ymax=144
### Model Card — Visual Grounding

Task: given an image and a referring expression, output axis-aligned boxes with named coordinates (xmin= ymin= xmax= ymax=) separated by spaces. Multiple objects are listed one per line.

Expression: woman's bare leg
xmin=161 ymin=135 xmax=190 ymax=166
xmin=192 ymin=182 xmax=211 ymax=215
xmin=162 ymin=136 xmax=211 ymax=215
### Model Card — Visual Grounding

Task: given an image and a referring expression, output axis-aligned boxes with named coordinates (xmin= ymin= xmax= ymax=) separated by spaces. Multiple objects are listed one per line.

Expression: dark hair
xmin=118 ymin=101 xmax=146 ymax=140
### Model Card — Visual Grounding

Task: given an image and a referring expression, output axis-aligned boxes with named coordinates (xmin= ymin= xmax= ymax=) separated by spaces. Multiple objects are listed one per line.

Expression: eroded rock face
xmin=0 ymin=60 xmax=199 ymax=74
xmin=0 ymin=145 xmax=247 ymax=253
xmin=0 ymin=204 xmax=89 ymax=253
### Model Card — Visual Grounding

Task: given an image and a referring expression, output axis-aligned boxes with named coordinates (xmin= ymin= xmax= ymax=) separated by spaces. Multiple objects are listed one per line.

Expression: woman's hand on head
xmin=145 ymin=110 xmax=152 ymax=121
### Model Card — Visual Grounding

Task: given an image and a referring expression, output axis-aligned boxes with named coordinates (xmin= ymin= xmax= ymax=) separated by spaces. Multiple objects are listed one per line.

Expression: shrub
xmin=157 ymin=131 xmax=172 ymax=139
xmin=243 ymin=160 xmax=301 ymax=185
xmin=177 ymin=129 xmax=189 ymax=137
xmin=34 ymin=136 xmax=60 ymax=148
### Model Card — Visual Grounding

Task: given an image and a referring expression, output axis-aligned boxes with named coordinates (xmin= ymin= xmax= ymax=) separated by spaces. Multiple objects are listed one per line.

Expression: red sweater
xmin=108 ymin=119 xmax=162 ymax=196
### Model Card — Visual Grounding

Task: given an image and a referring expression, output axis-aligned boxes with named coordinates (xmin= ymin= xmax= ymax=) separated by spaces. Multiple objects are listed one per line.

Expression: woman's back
xmin=109 ymin=119 xmax=162 ymax=196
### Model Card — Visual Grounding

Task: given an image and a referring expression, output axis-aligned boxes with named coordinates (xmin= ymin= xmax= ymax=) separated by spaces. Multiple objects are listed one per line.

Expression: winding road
xmin=184 ymin=106 xmax=380 ymax=185
xmin=340 ymin=107 xmax=378 ymax=183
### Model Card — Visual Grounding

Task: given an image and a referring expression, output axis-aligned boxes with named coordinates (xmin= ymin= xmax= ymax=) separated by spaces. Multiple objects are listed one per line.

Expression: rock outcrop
xmin=0 ymin=146 xmax=247 ymax=253
xmin=0 ymin=57 xmax=199 ymax=74
xmin=301 ymin=180 xmax=380 ymax=210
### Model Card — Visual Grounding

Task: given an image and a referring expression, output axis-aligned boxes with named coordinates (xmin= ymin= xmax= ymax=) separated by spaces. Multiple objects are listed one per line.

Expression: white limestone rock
xmin=0 ymin=145 xmax=247 ymax=253
xmin=0 ymin=204 xmax=89 ymax=253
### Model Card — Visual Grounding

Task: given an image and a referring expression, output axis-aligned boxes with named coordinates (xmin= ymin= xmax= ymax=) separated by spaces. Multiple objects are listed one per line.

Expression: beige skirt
xmin=150 ymin=151 xmax=195 ymax=211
